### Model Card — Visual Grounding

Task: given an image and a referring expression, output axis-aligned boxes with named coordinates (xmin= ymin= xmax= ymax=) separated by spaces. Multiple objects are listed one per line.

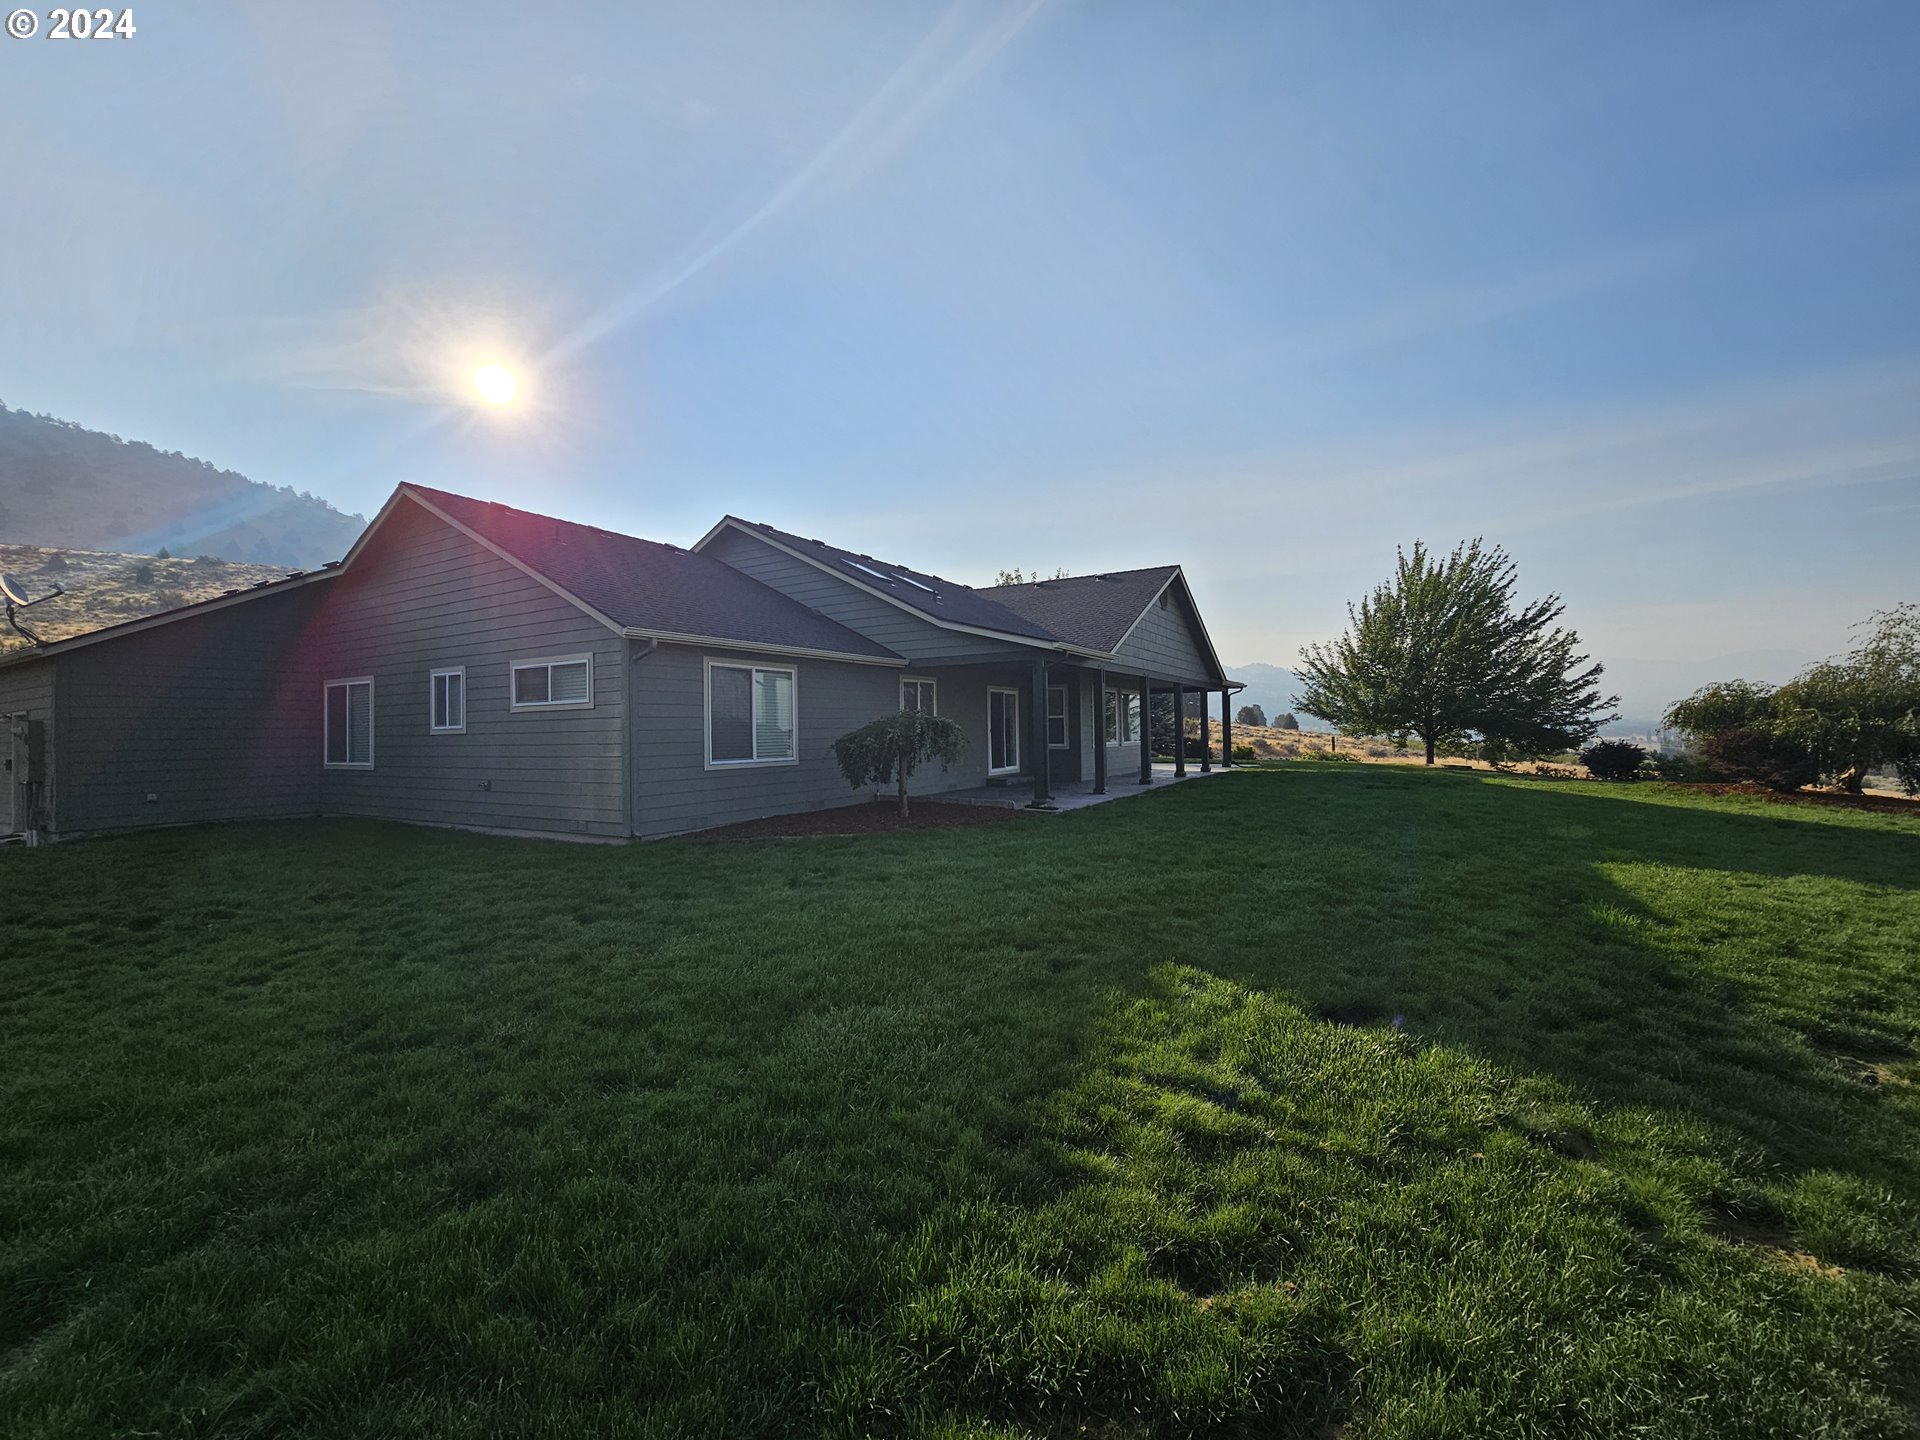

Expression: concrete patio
xmin=940 ymin=762 xmax=1233 ymax=812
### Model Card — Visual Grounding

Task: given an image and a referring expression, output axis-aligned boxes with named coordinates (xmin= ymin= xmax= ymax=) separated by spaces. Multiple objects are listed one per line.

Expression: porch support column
xmin=1092 ymin=668 xmax=1108 ymax=794
xmin=1138 ymin=678 xmax=1153 ymax=783
xmin=1173 ymin=687 xmax=1188 ymax=777
xmin=1199 ymin=688 xmax=1212 ymax=773
xmin=1222 ymin=689 xmax=1232 ymax=767
xmin=1026 ymin=656 xmax=1055 ymax=810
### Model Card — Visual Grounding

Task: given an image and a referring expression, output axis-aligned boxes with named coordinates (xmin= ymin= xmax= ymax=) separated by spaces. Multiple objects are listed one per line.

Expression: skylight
xmin=846 ymin=561 xmax=894 ymax=583
xmin=896 ymin=574 xmax=936 ymax=594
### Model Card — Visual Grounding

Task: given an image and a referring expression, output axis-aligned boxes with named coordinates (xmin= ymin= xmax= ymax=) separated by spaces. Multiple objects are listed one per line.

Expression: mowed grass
xmin=2 ymin=768 xmax=1918 ymax=1438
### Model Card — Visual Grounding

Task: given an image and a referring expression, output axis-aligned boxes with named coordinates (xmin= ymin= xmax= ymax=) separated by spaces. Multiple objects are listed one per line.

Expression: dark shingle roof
xmin=726 ymin=519 xmax=1061 ymax=643
xmin=982 ymin=566 xmax=1181 ymax=653
xmin=405 ymin=486 xmax=899 ymax=661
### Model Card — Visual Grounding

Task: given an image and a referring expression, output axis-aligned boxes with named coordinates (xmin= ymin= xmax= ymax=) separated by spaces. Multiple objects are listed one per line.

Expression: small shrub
xmin=1232 ymin=744 xmax=1256 ymax=762
xmin=1579 ymin=739 xmax=1648 ymax=781
xmin=831 ymin=710 xmax=968 ymax=817
xmin=1699 ymin=728 xmax=1818 ymax=792
xmin=132 ymin=563 xmax=154 ymax=585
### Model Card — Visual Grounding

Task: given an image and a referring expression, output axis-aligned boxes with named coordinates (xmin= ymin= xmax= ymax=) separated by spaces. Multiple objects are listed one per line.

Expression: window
xmin=1105 ymin=687 xmax=1140 ymax=746
xmin=707 ymin=660 xmax=796 ymax=765
xmin=901 ymin=676 xmax=937 ymax=714
xmin=1047 ymin=685 xmax=1068 ymax=749
xmin=987 ymin=687 xmax=1020 ymax=774
xmin=511 ymin=654 xmax=593 ymax=710
xmin=324 ymin=678 xmax=373 ymax=768
xmin=430 ymin=668 xmax=465 ymax=733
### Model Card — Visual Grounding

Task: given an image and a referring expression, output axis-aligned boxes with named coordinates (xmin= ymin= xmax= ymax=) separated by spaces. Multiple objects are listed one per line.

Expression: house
xmin=0 ymin=484 xmax=1238 ymax=842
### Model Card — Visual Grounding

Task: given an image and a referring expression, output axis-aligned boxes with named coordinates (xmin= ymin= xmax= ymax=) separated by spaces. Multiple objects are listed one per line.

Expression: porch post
xmin=1027 ymin=656 xmax=1055 ymax=809
xmin=1138 ymin=678 xmax=1153 ymax=783
xmin=1092 ymin=668 xmax=1108 ymax=794
xmin=1173 ymin=687 xmax=1188 ymax=777
xmin=1222 ymin=689 xmax=1232 ymax=767
xmin=1199 ymin=688 xmax=1212 ymax=773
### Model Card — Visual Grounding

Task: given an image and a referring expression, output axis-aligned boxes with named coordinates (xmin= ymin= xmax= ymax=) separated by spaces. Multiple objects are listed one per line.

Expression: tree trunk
xmin=1424 ymin=734 xmax=1435 ymax=766
xmin=1833 ymin=764 xmax=1866 ymax=795
xmin=898 ymin=769 xmax=910 ymax=818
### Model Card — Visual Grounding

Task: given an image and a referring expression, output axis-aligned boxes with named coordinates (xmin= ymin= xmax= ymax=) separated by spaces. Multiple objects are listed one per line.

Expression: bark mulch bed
xmin=699 ymin=799 xmax=1035 ymax=840
xmin=1665 ymin=781 xmax=1920 ymax=816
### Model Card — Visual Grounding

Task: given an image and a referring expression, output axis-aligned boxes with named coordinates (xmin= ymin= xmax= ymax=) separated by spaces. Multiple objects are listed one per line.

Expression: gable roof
xmin=698 ymin=517 xmax=1061 ymax=645
xmin=981 ymin=566 xmax=1182 ymax=654
xmin=395 ymin=487 xmax=901 ymax=664
xmin=0 ymin=565 xmax=341 ymax=668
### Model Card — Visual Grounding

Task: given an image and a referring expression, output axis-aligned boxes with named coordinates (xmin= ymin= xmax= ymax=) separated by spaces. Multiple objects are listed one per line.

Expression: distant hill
xmin=0 ymin=544 xmax=297 ymax=657
xmin=0 ymin=403 xmax=365 ymax=567
xmin=1226 ymin=663 xmax=1322 ymax=725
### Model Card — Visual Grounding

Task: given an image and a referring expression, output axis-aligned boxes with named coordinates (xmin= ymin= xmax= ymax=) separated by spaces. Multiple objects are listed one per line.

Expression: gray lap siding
xmin=314 ymin=499 xmax=628 ymax=838
xmin=47 ymin=585 xmax=330 ymax=836
xmin=1110 ymin=592 xmax=1215 ymax=685
xmin=627 ymin=642 xmax=904 ymax=837
xmin=704 ymin=529 xmax=1036 ymax=668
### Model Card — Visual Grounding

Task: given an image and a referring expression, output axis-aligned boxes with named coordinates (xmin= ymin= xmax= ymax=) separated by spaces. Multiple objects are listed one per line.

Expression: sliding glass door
xmin=987 ymin=687 xmax=1020 ymax=774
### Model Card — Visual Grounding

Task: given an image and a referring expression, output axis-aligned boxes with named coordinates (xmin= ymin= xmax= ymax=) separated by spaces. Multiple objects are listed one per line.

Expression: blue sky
xmin=3 ymin=2 xmax=1916 ymax=714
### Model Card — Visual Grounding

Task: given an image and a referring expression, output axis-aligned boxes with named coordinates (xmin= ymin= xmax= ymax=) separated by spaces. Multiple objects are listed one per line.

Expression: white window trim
xmin=1105 ymin=687 xmax=1140 ymax=747
xmin=429 ymin=666 xmax=466 ymax=734
xmin=1047 ymin=684 xmax=1069 ymax=750
xmin=901 ymin=675 xmax=937 ymax=714
xmin=510 ymin=652 xmax=595 ymax=712
xmin=323 ymin=676 xmax=375 ymax=770
xmin=704 ymin=657 xmax=800 ymax=769
xmin=987 ymin=685 xmax=1021 ymax=775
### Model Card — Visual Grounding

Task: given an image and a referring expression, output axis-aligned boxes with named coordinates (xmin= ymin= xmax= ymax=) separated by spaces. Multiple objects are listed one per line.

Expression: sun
xmin=472 ymin=364 xmax=518 ymax=405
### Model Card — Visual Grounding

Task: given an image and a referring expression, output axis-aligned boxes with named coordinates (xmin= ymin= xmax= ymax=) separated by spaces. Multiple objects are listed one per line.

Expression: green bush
xmin=1232 ymin=744 xmax=1256 ymax=762
xmin=1579 ymin=739 xmax=1648 ymax=781
xmin=1700 ymin=728 xmax=1818 ymax=792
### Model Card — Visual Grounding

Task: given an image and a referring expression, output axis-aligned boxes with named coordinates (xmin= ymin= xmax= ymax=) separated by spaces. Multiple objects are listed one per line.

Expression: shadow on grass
xmin=1 ymin=767 xmax=1916 ymax=1437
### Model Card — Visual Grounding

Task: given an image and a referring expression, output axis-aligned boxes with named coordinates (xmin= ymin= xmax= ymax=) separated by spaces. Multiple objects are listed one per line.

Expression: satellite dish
xmin=0 ymin=574 xmax=28 ymax=606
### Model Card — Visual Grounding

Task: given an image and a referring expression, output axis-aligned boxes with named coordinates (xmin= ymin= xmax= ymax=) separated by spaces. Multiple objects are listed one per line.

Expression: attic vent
xmin=1158 ymin=592 xmax=1170 ymax=608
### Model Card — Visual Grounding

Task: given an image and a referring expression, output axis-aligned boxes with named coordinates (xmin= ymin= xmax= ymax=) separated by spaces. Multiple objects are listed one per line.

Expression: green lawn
xmin=2 ymin=767 xmax=1917 ymax=1438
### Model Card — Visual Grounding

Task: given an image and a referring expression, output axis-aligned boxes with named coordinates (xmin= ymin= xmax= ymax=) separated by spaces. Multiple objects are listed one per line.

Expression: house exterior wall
xmin=46 ymin=583 xmax=331 ymax=836
xmin=704 ymin=528 xmax=1037 ymax=666
xmin=626 ymin=641 xmax=905 ymax=837
xmin=313 ymin=497 xmax=629 ymax=838
xmin=0 ymin=656 xmax=56 ymax=833
xmin=1111 ymin=586 xmax=1216 ymax=684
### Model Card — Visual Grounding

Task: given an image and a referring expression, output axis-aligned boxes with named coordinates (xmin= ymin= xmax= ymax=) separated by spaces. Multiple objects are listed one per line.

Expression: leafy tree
xmin=1235 ymin=702 xmax=1267 ymax=727
xmin=831 ymin=710 xmax=968 ymax=817
xmin=1295 ymin=539 xmax=1616 ymax=765
xmin=133 ymin=563 xmax=154 ymax=585
xmin=1580 ymin=739 xmax=1648 ymax=781
xmin=155 ymin=547 xmax=171 ymax=560
xmin=993 ymin=566 xmax=1069 ymax=586
xmin=1665 ymin=605 xmax=1919 ymax=794
xmin=1276 ymin=712 xmax=1300 ymax=731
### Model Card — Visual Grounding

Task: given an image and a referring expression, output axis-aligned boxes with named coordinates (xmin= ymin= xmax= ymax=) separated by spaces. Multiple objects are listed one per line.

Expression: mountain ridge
xmin=0 ymin=403 xmax=365 ymax=567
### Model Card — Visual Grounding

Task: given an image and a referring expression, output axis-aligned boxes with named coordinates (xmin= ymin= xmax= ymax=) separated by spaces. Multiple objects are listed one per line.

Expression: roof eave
xmin=0 ymin=566 xmax=344 ymax=667
xmin=620 ymin=628 xmax=905 ymax=667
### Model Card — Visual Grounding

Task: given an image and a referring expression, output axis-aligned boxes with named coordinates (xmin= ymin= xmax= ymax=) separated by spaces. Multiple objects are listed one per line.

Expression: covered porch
xmin=931 ymin=653 xmax=1243 ymax=812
